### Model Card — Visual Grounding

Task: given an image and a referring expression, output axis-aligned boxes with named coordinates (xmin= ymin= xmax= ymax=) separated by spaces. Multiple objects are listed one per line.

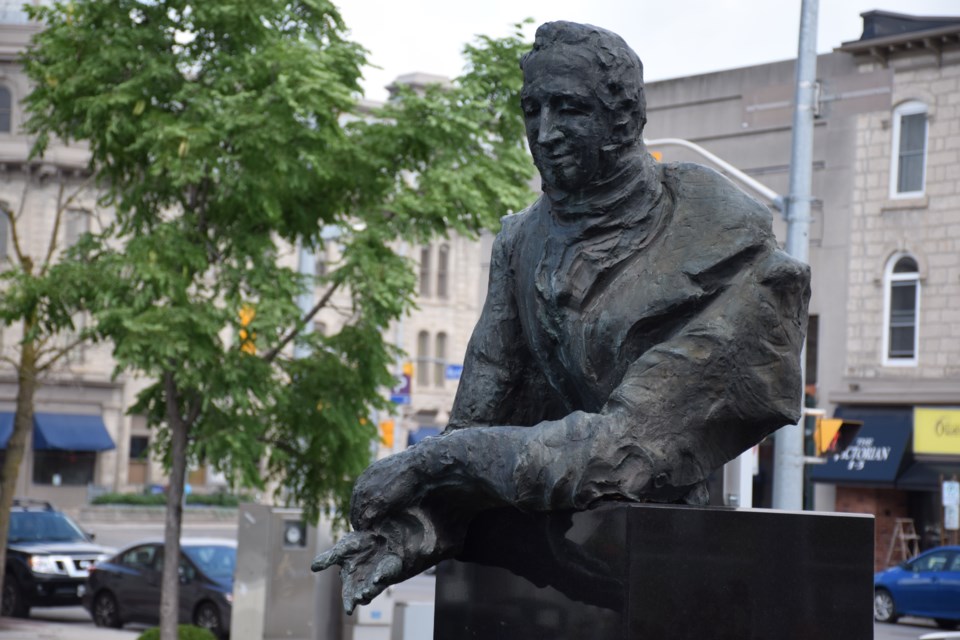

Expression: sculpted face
xmin=521 ymin=52 xmax=609 ymax=193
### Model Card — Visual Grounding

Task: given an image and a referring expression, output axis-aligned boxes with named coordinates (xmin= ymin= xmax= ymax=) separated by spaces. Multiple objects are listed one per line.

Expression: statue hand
xmin=312 ymin=507 xmax=449 ymax=614
xmin=311 ymin=530 xmax=405 ymax=614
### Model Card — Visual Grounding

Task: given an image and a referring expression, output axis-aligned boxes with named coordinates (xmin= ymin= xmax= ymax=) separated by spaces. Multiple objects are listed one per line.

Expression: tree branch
xmin=261 ymin=279 xmax=340 ymax=364
xmin=35 ymin=335 xmax=87 ymax=374
xmin=40 ymin=175 xmax=95 ymax=277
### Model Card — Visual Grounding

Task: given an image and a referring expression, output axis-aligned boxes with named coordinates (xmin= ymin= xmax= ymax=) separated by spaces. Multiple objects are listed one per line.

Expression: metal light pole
xmin=773 ymin=0 xmax=819 ymax=511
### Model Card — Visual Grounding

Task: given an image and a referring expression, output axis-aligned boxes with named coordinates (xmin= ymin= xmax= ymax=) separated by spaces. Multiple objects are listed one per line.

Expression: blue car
xmin=875 ymin=545 xmax=960 ymax=629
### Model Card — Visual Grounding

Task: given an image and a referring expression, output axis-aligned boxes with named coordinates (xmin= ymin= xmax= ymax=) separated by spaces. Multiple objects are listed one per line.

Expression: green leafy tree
xmin=0 ymin=177 xmax=102 ymax=617
xmin=22 ymin=2 xmax=532 ymax=638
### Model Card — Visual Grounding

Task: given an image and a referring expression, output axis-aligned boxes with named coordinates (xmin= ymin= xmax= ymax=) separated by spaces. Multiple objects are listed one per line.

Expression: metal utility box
xmin=232 ymin=504 xmax=318 ymax=640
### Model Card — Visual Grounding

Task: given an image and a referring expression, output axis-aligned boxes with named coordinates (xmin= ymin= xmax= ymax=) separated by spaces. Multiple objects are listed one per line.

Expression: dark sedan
xmin=875 ymin=545 xmax=960 ymax=630
xmin=83 ymin=538 xmax=235 ymax=638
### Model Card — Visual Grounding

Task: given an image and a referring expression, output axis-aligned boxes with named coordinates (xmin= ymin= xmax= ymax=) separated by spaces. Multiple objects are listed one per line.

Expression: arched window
xmin=434 ymin=332 xmax=447 ymax=387
xmin=416 ymin=330 xmax=430 ymax=387
xmin=0 ymin=86 xmax=11 ymax=133
xmin=437 ymin=244 xmax=450 ymax=299
xmin=890 ymin=101 xmax=928 ymax=198
xmin=883 ymin=254 xmax=920 ymax=365
xmin=419 ymin=246 xmax=431 ymax=297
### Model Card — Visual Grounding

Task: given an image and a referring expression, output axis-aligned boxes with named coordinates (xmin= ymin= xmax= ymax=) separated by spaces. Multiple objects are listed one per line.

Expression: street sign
xmin=445 ymin=364 xmax=463 ymax=381
xmin=944 ymin=480 xmax=960 ymax=507
xmin=390 ymin=372 xmax=411 ymax=405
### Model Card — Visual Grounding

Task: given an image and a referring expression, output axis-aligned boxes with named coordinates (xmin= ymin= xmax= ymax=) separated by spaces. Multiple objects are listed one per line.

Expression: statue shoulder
xmin=495 ymin=197 xmax=541 ymax=247
xmin=662 ymin=162 xmax=773 ymax=231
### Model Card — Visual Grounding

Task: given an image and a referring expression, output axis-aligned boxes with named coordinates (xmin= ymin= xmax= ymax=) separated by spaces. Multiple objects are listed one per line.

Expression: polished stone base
xmin=435 ymin=504 xmax=874 ymax=640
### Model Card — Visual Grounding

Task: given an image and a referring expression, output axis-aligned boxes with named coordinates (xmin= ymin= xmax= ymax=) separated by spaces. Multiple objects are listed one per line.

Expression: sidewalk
xmin=0 ymin=617 xmax=139 ymax=639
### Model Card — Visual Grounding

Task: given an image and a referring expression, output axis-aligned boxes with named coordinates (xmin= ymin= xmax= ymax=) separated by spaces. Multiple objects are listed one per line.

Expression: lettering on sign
xmin=834 ymin=437 xmax=891 ymax=472
xmin=936 ymin=418 xmax=960 ymax=438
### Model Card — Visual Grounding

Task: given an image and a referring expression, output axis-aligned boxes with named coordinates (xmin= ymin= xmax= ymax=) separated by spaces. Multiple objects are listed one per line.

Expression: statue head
xmin=520 ymin=22 xmax=646 ymax=193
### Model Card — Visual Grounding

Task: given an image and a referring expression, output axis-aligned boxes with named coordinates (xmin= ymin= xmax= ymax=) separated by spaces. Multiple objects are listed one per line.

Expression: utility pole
xmin=773 ymin=0 xmax=818 ymax=511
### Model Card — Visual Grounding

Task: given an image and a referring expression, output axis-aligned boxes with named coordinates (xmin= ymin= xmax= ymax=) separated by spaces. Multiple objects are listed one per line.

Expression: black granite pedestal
xmin=435 ymin=504 xmax=874 ymax=640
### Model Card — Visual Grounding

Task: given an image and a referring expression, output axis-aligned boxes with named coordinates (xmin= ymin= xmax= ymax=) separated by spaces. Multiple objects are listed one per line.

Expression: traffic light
xmin=815 ymin=418 xmax=862 ymax=456
xmin=238 ymin=304 xmax=256 ymax=355
xmin=379 ymin=419 xmax=395 ymax=449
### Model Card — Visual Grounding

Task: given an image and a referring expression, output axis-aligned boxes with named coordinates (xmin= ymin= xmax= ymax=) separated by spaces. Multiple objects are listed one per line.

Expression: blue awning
xmin=897 ymin=462 xmax=960 ymax=492
xmin=0 ymin=413 xmax=12 ymax=448
xmin=408 ymin=426 xmax=442 ymax=446
xmin=809 ymin=406 xmax=913 ymax=486
xmin=33 ymin=413 xmax=116 ymax=451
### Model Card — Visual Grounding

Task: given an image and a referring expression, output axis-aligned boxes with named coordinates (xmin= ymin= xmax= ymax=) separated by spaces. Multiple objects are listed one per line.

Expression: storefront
xmin=811 ymin=405 xmax=960 ymax=571
xmin=0 ymin=411 xmax=116 ymax=506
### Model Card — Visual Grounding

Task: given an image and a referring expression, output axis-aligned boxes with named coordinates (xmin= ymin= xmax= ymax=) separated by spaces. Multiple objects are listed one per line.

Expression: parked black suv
xmin=2 ymin=499 xmax=112 ymax=617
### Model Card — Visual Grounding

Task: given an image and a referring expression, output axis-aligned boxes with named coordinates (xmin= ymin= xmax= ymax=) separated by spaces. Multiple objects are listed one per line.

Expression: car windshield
xmin=8 ymin=511 xmax=88 ymax=543
xmin=182 ymin=544 xmax=236 ymax=582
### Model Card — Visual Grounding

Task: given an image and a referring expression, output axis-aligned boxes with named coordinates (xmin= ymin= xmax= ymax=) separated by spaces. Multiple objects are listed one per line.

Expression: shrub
xmin=137 ymin=624 xmax=217 ymax=640
xmin=91 ymin=492 xmax=165 ymax=506
xmin=92 ymin=491 xmax=253 ymax=507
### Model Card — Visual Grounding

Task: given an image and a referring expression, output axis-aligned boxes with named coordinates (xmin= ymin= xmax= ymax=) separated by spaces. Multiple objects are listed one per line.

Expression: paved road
xmin=876 ymin=617 xmax=950 ymax=639
xmin=3 ymin=610 xmax=946 ymax=639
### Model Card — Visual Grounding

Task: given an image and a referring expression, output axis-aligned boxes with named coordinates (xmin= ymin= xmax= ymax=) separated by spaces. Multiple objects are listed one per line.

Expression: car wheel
xmin=874 ymin=588 xmax=898 ymax=623
xmin=1 ymin=576 xmax=29 ymax=618
xmin=936 ymin=619 xmax=960 ymax=630
xmin=194 ymin=601 xmax=223 ymax=638
xmin=92 ymin=591 xmax=123 ymax=629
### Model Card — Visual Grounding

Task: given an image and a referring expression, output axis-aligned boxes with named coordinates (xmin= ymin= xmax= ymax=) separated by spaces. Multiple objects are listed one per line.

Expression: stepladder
xmin=886 ymin=517 xmax=920 ymax=567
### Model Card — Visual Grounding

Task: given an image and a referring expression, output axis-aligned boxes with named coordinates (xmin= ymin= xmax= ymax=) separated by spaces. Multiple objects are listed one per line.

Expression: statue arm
xmin=353 ymin=247 xmax=810 ymax=523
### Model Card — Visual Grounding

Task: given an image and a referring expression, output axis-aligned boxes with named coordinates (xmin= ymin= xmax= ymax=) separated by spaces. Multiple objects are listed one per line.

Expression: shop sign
xmin=946 ymin=505 xmax=960 ymax=531
xmin=833 ymin=436 xmax=892 ymax=471
xmin=914 ymin=407 xmax=960 ymax=455
xmin=944 ymin=481 xmax=960 ymax=508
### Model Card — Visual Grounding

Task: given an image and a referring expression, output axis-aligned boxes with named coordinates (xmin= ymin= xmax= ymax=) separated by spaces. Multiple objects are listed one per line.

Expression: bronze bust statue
xmin=313 ymin=20 xmax=810 ymax=613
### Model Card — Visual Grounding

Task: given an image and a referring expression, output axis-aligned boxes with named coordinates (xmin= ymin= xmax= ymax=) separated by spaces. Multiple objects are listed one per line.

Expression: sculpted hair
xmin=520 ymin=21 xmax=647 ymax=143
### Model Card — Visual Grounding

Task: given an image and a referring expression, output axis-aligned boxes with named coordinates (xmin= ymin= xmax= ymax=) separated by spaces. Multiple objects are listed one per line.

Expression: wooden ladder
xmin=886 ymin=517 xmax=920 ymax=567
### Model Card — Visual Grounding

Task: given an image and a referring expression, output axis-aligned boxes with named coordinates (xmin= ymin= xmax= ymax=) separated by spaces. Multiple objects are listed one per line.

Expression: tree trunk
xmin=160 ymin=372 xmax=189 ymax=640
xmin=0 ymin=331 xmax=38 ymax=612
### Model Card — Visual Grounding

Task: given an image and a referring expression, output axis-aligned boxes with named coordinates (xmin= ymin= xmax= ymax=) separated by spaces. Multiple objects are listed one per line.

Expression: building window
xmin=419 ymin=246 xmax=431 ymax=297
xmin=890 ymin=101 xmax=927 ymax=198
xmin=0 ymin=85 xmax=11 ymax=133
xmin=416 ymin=330 xmax=430 ymax=387
xmin=64 ymin=209 xmax=91 ymax=248
xmin=437 ymin=244 xmax=449 ymax=299
xmin=434 ymin=332 xmax=447 ymax=388
xmin=128 ymin=435 xmax=149 ymax=485
xmin=883 ymin=254 xmax=920 ymax=366
xmin=62 ymin=313 xmax=87 ymax=365
xmin=33 ymin=451 xmax=96 ymax=485
xmin=0 ymin=212 xmax=9 ymax=261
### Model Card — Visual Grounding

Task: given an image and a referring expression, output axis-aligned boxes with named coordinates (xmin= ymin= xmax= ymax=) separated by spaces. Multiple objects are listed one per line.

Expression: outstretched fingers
xmin=341 ymin=551 xmax=404 ymax=614
xmin=311 ymin=532 xmax=368 ymax=572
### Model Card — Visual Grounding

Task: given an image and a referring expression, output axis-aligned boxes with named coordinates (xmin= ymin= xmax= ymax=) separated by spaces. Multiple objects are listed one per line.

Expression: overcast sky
xmin=337 ymin=0 xmax=960 ymax=102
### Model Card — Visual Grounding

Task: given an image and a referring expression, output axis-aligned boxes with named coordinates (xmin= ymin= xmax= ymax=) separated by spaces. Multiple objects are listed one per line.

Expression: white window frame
xmin=888 ymin=101 xmax=928 ymax=199
xmin=881 ymin=253 xmax=920 ymax=367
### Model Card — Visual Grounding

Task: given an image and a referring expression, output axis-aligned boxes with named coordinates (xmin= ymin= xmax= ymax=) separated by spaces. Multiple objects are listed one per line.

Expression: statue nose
xmin=537 ymin=108 xmax=563 ymax=147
